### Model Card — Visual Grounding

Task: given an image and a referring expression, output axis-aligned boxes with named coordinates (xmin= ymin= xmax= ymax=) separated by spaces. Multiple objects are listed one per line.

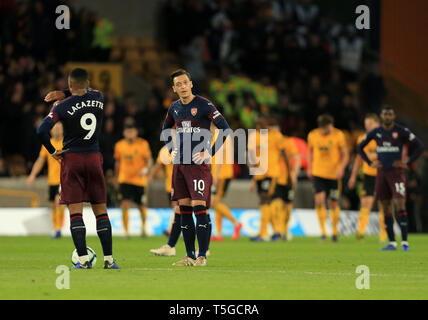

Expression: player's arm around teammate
xmin=37 ymin=68 xmax=119 ymax=269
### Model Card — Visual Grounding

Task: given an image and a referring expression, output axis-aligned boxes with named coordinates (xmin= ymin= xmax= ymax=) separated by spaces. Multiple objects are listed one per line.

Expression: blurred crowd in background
xmin=1 ymin=0 xmax=428 ymax=229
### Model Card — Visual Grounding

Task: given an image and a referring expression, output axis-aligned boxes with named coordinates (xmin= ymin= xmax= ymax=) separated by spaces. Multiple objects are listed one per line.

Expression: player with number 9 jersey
xmin=37 ymin=76 xmax=105 ymax=205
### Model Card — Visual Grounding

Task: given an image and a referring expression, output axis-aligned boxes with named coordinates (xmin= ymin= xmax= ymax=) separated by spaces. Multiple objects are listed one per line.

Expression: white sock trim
xmin=104 ymin=255 xmax=114 ymax=264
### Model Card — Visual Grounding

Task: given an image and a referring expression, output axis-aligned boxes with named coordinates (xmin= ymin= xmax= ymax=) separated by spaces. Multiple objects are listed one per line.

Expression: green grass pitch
xmin=1 ymin=235 xmax=428 ymax=300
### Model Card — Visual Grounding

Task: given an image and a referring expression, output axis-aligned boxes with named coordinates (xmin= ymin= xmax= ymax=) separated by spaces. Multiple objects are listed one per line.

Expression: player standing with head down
xmin=358 ymin=106 xmax=424 ymax=251
xmin=348 ymin=113 xmax=387 ymax=242
xmin=28 ymin=122 xmax=65 ymax=239
xmin=307 ymin=114 xmax=349 ymax=242
xmin=38 ymin=68 xmax=119 ymax=269
xmin=162 ymin=69 xmax=231 ymax=266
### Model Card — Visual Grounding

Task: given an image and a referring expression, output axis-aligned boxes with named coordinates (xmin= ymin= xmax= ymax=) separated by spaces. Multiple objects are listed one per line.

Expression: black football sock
xmin=385 ymin=215 xmax=396 ymax=243
xmin=207 ymin=211 xmax=212 ymax=250
xmin=96 ymin=213 xmax=113 ymax=256
xmin=397 ymin=210 xmax=408 ymax=242
xmin=180 ymin=206 xmax=196 ymax=259
xmin=168 ymin=213 xmax=182 ymax=248
xmin=194 ymin=205 xmax=209 ymax=258
xmin=70 ymin=213 xmax=87 ymax=257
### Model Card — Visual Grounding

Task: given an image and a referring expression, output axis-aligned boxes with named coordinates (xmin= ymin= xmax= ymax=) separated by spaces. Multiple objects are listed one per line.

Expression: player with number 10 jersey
xmin=161 ymin=69 xmax=230 ymax=266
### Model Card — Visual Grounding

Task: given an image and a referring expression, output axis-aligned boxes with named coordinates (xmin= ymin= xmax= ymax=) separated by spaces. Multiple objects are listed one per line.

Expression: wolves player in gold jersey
xmin=308 ymin=114 xmax=349 ymax=242
xmin=248 ymin=118 xmax=291 ymax=241
xmin=211 ymin=133 xmax=242 ymax=241
xmin=269 ymin=121 xmax=301 ymax=241
xmin=114 ymin=123 xmax=152 ymax=238
xmin=28 ymin=122 xmax=65 ymax=238
xmin=348 ymin=114 xmax=387 ymax=242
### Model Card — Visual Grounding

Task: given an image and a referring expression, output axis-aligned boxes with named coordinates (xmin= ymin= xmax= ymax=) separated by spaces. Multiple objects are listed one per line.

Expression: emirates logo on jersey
xmin=191 ymin=108 xmax=197 ymax=116
xmin=392 ymin=132 xmax=398 ymax=139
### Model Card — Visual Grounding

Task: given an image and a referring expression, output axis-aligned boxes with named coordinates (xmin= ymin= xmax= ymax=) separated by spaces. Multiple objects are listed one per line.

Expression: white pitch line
xmin=132 ymin=267 xmax=427 ymax=278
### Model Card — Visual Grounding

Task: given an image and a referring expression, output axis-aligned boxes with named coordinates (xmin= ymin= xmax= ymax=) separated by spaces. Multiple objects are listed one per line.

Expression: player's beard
xmin=382 ymin=119 xmax=393 ymax=127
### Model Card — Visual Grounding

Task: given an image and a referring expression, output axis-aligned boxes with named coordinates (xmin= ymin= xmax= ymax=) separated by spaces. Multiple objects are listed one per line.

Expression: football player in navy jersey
xmin=39 ymin=68 xmax=119 ymax=269
xmin=161 ymin=69 xmax=231 ymax=266
xmin=358 ymin=105 xmax=424 ymax=251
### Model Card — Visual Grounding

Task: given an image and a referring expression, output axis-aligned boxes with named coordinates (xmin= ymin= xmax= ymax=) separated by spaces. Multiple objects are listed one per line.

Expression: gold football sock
xmin=379 ymin=208 xmax=387 ymax=240
xmin=214 ymin=202 xmax=237 ymax=225
xmin=358 ymin=207 xmax=370 ymax=235
xmin=51 ymin=207 xmax=57 ymax=230
xmin=284 ymin=203 xmax=293 ymax=236
xmin=331 ymin=206 xmax=341 ymax=236
xmin=215 ymin=211 xmax=223 ymax=235
xmin=57 ymin=206 xmax=65 ymax=230
xmin=315 ymin=205 xmax=327 ymax=236
xmin=122 ymin=207 xmax=129 ymax=235
xmin=139 ymin=206 xmax=147 ymax=234
xmin=277 ymin=201 xmax=287 ymax=236
xmin=259 ymin=204 xmax=271 ymax=238
xmin=269 ymin=199 xmax=283 ymax=234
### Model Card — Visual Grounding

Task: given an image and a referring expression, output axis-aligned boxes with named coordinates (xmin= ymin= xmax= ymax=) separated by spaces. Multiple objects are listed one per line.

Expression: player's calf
xmin=70 ymin=213 xmax=88 ymax=263
xmin=194 ymin=205 xmax=209 ymax=258
xmin=95 ymin=212 xmax=118 ymax=267
xmin=180 ymin=206 xmax=197 ymax=259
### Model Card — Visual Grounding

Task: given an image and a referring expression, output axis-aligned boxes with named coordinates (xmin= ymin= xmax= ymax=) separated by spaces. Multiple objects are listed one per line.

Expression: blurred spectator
xmin=295 ymin=0 xmax=319 ymax=26
xmin=100 ymin=117 xmax=118 ymax=172
xmin=360 ymin=62 xmax=386 ymax=114
xmin=92 ymin=16 xmax=114 ymax=62
xmin=338 ymin=25 xmax=364 ymax=82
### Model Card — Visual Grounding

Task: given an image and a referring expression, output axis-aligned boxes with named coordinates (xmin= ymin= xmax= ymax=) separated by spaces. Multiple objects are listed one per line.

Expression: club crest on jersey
xmin=392 ymin=132 xmax=398 ymax=139
xmin=191 ymin=108 xmax=197 ymax=116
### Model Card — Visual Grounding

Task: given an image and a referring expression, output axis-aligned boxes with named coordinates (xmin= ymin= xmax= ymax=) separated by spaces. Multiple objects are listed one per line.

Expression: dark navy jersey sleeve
xmin=402 ymin=127 xmax=424 ymax=165
xmin=161 ymin=104 xmax=176 ymax=153
xmin=36 ymin=102 xmax=64 ymax=154
xmin=204 ymin=99 xmax=231 ymax=156
xmin=162 ymin=106 xmax=175 ymax=130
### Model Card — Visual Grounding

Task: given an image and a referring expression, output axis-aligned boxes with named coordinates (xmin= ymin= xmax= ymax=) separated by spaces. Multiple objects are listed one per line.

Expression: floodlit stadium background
xmin=0 ymin=0 xmax=427 ymax=236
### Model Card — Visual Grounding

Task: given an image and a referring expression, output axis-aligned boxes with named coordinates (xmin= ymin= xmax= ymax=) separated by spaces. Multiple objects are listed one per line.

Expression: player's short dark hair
xmin=381 ymin=105 xmax=394 ymax=113
xmin=317 ymin=114 xmax=334 ymax=127
xmin=69 ymin=68 xmax=89 ymax=84
xmin=170 ymin=69 xmax=191 ymax=85
xmin=365 ymin=113 xmax=380 ymax=123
